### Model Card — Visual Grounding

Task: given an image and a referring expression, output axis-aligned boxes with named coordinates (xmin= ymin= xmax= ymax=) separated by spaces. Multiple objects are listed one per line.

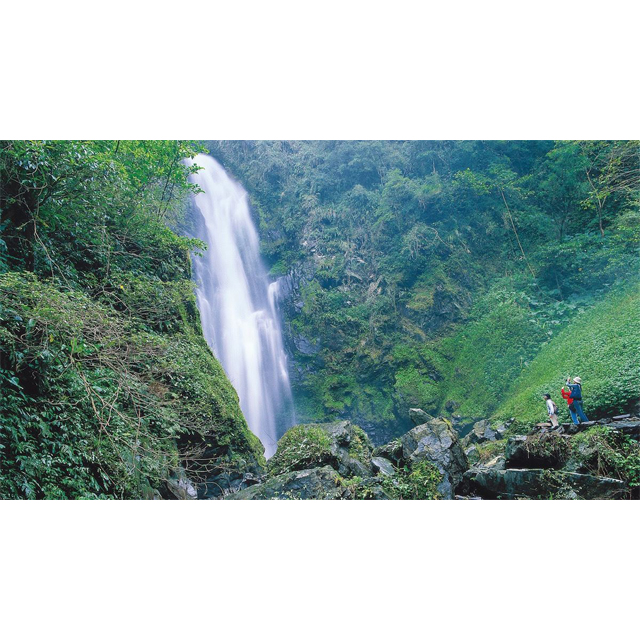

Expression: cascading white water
xmin=187 ymin=154 xmax=294 ymax=458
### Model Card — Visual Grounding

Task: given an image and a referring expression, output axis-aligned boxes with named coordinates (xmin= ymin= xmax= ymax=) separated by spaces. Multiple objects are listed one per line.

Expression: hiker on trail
xmin=543 ymin=394 xmax=560 ymax=428
xmin=561 ymin=384 xmax=578 ymax=424
xmin=562 ymin=376 xmax=588 ymax=424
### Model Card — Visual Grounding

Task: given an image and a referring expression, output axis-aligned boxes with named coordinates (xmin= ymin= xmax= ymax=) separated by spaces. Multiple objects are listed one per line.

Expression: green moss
xmin=268 ymin=424 xmax=333 ymax=477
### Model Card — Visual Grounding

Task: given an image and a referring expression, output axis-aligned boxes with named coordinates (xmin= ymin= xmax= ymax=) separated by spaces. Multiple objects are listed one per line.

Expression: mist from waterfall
xmin=187 ymin=154 xmax=295 ymax=458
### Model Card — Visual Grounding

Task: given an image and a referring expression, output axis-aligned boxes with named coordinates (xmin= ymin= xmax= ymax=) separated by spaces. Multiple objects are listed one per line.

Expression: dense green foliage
xmin=570 ymin=427 xmax=640 ymax=489
xmin=496 ymin=282 xmax=640 ymax=423
xmin=0 ymin=141 xmax=263 ymax=499
xmin=380 ymin=460 xmax=443 ymax=500
xmin=208 ymin=141 xmax=639 ymax=438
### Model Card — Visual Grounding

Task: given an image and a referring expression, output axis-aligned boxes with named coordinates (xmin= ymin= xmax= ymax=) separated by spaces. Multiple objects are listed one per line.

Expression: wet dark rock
xmin=199 ymin=459 xmax=264 ymax=499
xmin=608 ymin=420 xmax=640 ymax=438
xmin=465 ymin=468 xmax=628 ymax=500
xmin=293 ymin=333 xmax=321 ymax=356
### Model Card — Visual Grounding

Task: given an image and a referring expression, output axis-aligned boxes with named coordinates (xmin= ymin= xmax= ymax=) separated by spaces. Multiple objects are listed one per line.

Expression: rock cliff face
xmin=398 ymin=417 xmax=468 ymax=499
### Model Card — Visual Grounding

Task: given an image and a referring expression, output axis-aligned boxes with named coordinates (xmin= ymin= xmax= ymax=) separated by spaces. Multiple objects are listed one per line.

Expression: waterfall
xmin=186 ymin=154 xmax=295 ymax=458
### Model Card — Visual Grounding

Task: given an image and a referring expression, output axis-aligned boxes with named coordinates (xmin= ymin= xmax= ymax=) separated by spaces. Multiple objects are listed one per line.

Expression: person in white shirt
xmin=543 ymin=394 xmax=560 ymax=428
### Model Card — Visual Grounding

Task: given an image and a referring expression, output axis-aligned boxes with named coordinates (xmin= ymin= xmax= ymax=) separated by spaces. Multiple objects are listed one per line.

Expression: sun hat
xmin=573 ymin=376 xmax=582 ymax=384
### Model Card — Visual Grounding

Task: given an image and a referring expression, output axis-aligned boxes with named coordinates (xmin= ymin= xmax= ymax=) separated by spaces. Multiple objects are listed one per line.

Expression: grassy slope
xmin=494 ymin=281 xmax=639 ymax=424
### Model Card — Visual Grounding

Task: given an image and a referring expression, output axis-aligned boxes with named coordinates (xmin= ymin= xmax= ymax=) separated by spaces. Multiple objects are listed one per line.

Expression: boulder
xmin=465 ymin=445 xmax=480 ymax=466
xmin=461 ymin=419 xmax=508 ymax=448
xmin=494 ymin=420 xmax=512 ymax=439
xmin=450 ymin=415 xmax=477 ymax=440
xmin=226 ymin=466 xmax=346 ymax=500
xmin=371 ymin=456 xmax=396 ymax=476
xmin=268 ymin=420 xmax=374 ymax=479
xmin=409 ymin=408 xmax=434 ymax=425
xmin=400 ymin=417 xmax=468 ymax=499
xmin=565 ymin=421 xmax=596 ymax=435
xmin=465 ymin=468 xmax=628 ymax=500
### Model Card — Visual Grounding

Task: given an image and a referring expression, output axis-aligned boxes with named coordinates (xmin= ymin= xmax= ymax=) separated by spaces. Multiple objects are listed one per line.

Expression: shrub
xmin=381 ymin=460 xmax=443 ymax=500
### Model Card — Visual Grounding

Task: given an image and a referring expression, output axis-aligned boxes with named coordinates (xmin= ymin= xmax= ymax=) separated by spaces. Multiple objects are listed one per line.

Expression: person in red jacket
xmin=561 ymin=385 xmax=579 ymax=425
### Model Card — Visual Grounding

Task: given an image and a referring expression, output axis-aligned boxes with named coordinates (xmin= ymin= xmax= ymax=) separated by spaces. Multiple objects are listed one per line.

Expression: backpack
xmin=551 ymin=401 xmax=559 ymax=415
xmin=569 ymin=384 xmax=582 ymax=400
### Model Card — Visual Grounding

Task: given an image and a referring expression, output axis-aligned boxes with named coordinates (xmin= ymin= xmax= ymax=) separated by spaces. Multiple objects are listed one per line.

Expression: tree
xmin=535 ymin=141 xmax=590 ymax=241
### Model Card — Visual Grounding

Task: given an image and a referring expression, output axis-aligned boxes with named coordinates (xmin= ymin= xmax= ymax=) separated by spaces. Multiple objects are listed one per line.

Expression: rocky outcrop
xmin=460 ymin=417 xmax=640 ymax=499
xmin=608 ymin=419 xmax=640 ymax=438
xmin=465 ymin=468 xmax=628 ymax=500
xmin=223 ymin=413 xmax=638 ymax=500
xmin=267 ymin=420 xmax=374 ymax=480
xmin=400 ymin=417 xmax=468 ymax=499
xmin=226 ymin=466 xmax=345 ymax=500
xmin=461 ymin=419 xmax=511 ymax=448
xmin=322 ymin=421 xmax=374 ymax=478
xmin=504 ymin=433 xmax=569 ymax=470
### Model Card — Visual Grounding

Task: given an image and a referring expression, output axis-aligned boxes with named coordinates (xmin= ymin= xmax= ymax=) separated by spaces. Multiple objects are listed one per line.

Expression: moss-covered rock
xmin=505 ymin=433 xmax=570 ymax=469
xmin=226 ymin=466 xmax=345 ymax=500
xmin=268 ymin=420 xmax=373 ymax=478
